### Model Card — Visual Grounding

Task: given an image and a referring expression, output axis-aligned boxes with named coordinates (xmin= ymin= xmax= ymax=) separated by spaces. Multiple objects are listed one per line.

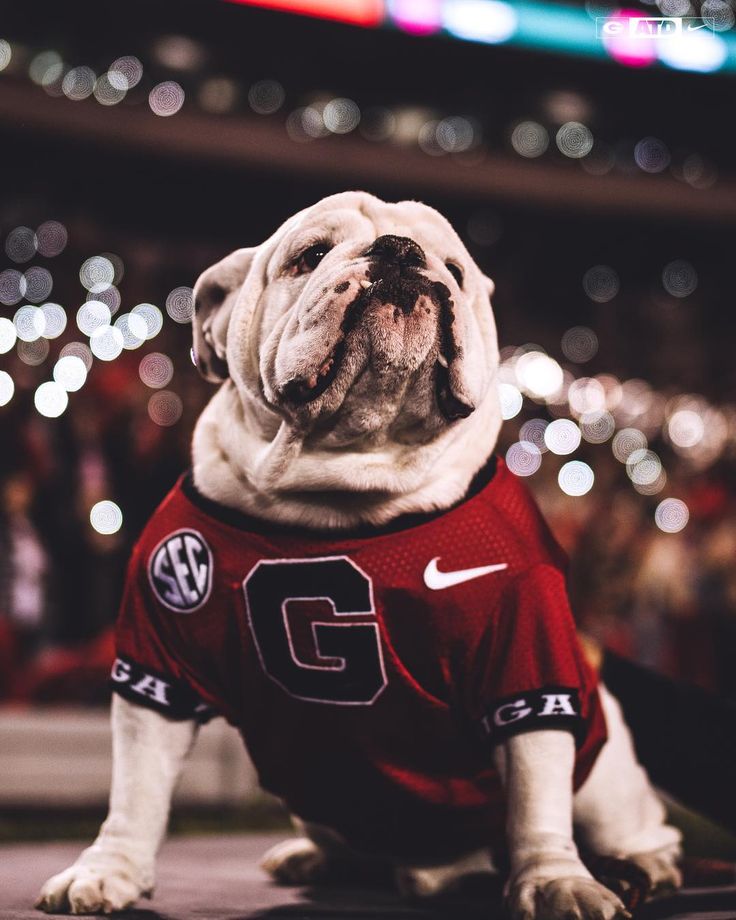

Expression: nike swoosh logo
xmin=687 ymin=22 xmax=708 ymax=29
xmin=423 ymin=557 xmax=508 ymax=590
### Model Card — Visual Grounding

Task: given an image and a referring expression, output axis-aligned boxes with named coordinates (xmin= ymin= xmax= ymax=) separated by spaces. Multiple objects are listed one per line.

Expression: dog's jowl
xmin=36 ymin=193 xmax=681 ymax=920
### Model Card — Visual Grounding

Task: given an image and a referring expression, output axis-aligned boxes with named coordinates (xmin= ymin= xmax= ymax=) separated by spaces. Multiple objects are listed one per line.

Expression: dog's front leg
xmin=496 ymin=730 xmax=628 ymax=920
xmin=36 ymin=696 xmax=198 ymax=914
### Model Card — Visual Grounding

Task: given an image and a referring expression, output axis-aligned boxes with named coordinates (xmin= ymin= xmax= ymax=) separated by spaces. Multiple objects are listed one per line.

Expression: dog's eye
xmin=445 ymin=262 xmax=464 ymax=288
xmin=292 ymin=243 xmax=332 ymax=276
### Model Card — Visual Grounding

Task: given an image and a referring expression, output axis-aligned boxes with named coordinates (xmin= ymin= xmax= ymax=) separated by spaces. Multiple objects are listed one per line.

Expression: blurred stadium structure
xmin=1 ymin=0 xmax=735 ymax=808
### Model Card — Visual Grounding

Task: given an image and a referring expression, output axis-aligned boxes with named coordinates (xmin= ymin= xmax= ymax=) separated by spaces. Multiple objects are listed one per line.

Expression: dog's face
xmin=194 ymin=192 xmax=499 ymax=450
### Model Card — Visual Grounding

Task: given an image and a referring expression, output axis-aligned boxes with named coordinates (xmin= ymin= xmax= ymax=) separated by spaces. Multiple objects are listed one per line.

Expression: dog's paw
xmin=395 ymin=848 xmax=498 ymax=899
xmin=35 ymin=864 xmax=146 ymax=915
xmin=627 ymin=847 xmax=682 ymax=895
xmin=508 ymin=875 xmax=629 ymax=920
xmin=259 ymin=838 xmax=330 ymax=885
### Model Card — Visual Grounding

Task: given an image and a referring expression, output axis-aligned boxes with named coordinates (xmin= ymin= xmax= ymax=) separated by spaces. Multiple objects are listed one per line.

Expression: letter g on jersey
xmin=148 ymin=529 xmax=213 ymax=613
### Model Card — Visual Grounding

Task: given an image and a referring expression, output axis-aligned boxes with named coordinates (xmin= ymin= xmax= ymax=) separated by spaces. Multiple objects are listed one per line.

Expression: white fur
xmin=36 ymin=697 xmax=196 ymax=914
xmin=191 ymin=191 xmax=501 ymax=529
xmin=573 ymin=686 xmax=682 ymax=888
xmin=37 ymin=193 xmax=681 ymax=919
xmin=496 ymin=730 xmax=627 ymax=920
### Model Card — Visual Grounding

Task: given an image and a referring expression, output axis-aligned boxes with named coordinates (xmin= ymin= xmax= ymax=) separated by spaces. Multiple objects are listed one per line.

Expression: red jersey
xmin=112 ymin=457 xmax=606 ymax=863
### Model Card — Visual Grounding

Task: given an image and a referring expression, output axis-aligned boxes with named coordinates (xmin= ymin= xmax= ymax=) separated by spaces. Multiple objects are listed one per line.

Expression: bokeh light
xmin=23 ymin=266 xmax=53 ymax=303
xmin=519 ymin=418 xmax=549 ymax=453
xmin=0 ymin=317 xmax=18 ymax=353
xmin=77 ymin=300 xmax=111 ymax=336
xmin=90 ymin=500 xmax=124 ymax=535
xmin=0 ymin=370 xmax=15 ymax=407
xmin=583 ymin=265 xmax=619 ymax=302
xmin=88 ymin=284 xmax=121 ymax=315
xmin=34 ymin=380 xmax=69 ymax=418
xmin=14 ymin=305 xmax=46 ymax=342
xmin=149 ymin=81 xmax=185 ymax=116
xmin=634 ymin=136 xmax=670 ymax=173
xmin=602 ymin=9 xmax=657 ymax=67
xmin=561 ymin=326 xmax=598 ymax=363
xmin=108 ymin=55 xmax=143 ymax=90
xmin=655 ymin=498 xmax=689 ymax=533
xmin=166 ymin=286 xmax=195 ymax=323
xmin=248 ymin=78 xmax=285 ymax=114
xmin=62 ymin=66 xmax=96 ymax=100
xmin=35 ymin=220 xmax=68 ymax=257
xmin=132 ymin=303 xmax=163 ymax=340
xmin=323 ymin=97 xmax=361 ymax=134
xmin=498 ymin=381 xmax=523 ymax=419
xmin=139 ymin=352 xmax=174 ymax=389
xmin=657 ymin=29 xmax=727 ymax=73
xmin=90 ymin=325 xmax=124 ymax=361
xmin=94 ymin=73 xmax=127 ymax=106
xmin=668 ymin=408 xmax=705 ymax=448
xmin=626 ymin=448 xmax=663 ymax=486
xmin=544 ymin=418 xmax=582 ymax=455
xmin=59 ymin=341 xmax=93 ymax=371
xmin=568 ymin=377 xmax=607 ymax=417
xmin=389 ymin=0 xmax=443 ymax=34
xmin=6 ymin=226 xmax=37 ymax=263
xmin=40 ymin=302 xmax=67 ymax=339
xmin=506 ymin=440 xmax=542 ymax=476
xmin=558 ymin=460 xmax=594 ymax=496
xmin=29 ymin=50 xmax=62 ymax=85
xmin=114 ymin=312 xmax=148 ymax=350
xmin=510 ymin=121 xmax=549 ymax=158
xmin=198 ymin=76 xmax=239 ymax=114
xmin=0 ymin=39 xmax=11 ymax=72
xmin=701 ymin=0 xmax=735 ymax=30
xmin=148 ymin=390 xmax=183 ymax=426
xmin=18 ymin=338 xmax=50 ymax=365
xmin=436 ymin=115 xmax=477 ymax=152
xmin=515 ymin=351 xmax=564 ymax=400
xmin=80 ymin=256 xmax=114 ymax=293
xmin=580 ymin=409 xmax=615 ymax=444
xmin=0 ymin=268 xmax=25 ymax=305
xmin=662 ymin=260 xmax=697 ymax=298
xmin=53 ymin=354 xmax=87 ymax=392
xmin=612 ymin=427 xmax=648 ymax=462
xmin=442 ymin=0 xmax=518 ymax=44
xmin=556 ymin=121 xmax=593 ymax=158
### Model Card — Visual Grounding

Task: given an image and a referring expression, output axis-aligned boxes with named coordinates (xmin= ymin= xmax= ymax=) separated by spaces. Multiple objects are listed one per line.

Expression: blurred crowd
xmin=534 ymin=453 xmax=736 ymax=696
xmin=1 ymin=361 xmax=736 ymax=706
xmin=0 ymin=322 xmax=209 ymax=704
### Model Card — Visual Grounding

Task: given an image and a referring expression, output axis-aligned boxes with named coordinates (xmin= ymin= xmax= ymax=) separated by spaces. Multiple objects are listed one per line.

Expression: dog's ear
xmin=192 ymin=248 xmax=257 ymax=383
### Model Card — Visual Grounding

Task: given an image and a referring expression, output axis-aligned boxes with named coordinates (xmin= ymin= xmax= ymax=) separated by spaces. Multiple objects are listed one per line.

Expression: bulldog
xmin=37 ymin=192 xmax=681 ymax=919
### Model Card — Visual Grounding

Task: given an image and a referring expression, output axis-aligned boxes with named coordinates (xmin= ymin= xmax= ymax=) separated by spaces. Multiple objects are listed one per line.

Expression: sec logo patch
xmin=148 ymin=529 xmax=213 ymax=613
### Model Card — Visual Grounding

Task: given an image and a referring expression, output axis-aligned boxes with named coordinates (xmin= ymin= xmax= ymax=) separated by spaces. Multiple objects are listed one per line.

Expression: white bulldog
xmin=37 ymin=192 xmax=681 ymax=919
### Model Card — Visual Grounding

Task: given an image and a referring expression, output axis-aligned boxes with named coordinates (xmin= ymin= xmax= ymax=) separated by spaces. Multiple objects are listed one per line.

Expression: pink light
xmin=602 ymin=9 xmax=657 ymax=68
xmin=388 ymin=0 xmax=442 ymax=35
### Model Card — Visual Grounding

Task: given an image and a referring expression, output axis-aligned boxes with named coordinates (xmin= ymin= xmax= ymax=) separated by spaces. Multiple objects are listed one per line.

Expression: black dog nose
xmin=365 ymin=235 xmax=426 ymax=269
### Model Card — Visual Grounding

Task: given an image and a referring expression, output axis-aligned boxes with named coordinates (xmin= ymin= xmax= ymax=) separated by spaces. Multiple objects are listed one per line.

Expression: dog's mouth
xmin=282 ymin=336 xmax=347 ymax=404
xmin=281 ymin=273 xmax=473 ymax=422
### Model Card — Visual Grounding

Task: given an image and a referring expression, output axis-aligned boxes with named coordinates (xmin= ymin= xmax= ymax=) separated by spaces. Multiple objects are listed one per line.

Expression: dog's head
xmin=193 ymin=192 xmax=500 ymax=452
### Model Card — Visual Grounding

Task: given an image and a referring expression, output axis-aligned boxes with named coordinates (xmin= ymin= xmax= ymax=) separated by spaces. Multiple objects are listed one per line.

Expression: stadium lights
xmin=224 ymin=0 xmax=736 ymax=74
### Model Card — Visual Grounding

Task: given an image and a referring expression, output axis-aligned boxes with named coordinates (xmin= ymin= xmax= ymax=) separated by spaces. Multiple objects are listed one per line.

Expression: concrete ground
xmin=2 ymin=833 xmax=735 ymax=920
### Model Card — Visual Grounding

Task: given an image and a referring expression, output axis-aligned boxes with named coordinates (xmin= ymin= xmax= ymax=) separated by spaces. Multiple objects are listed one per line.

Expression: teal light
xmin=445 ymin=0 xmax=736 ymax=73
xmin=513 ymin=1 xmax=609 ymax=59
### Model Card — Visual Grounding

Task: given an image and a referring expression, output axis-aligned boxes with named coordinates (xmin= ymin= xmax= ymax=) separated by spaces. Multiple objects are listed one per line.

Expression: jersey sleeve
xmin=476 ymin=562 xmax=601 ymax=747
xmin=111 ymin=545 xmax=214 ymax=722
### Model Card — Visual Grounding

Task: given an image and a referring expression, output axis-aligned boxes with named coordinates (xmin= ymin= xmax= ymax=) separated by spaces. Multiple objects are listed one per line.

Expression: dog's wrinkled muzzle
xmin=280 ymin=237 xmax=475 ymax=422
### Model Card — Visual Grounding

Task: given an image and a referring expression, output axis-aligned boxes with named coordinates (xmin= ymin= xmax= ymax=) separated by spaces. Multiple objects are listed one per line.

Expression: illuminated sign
xmin=223 ymin=0 xmax=736 ymax=74
xmin=223 ymin=0 xmax=385 ymax=27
